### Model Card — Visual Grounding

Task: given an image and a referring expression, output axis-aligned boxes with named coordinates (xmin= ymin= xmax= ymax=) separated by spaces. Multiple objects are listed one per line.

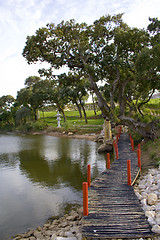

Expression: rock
xmin=51 ymin=234 xmax=57 ymax=240
xmin=59 ymin=221 xmax=68 ymax=228
xmin=57 ymin=230 xmax=65 ymax=237
xmin=145 ymin=211 xmax=155 ymax=219
xmin=148 ymin=216 xmax=156 ymax=225
xmin=29 ymin=237 xmax=36 ymax=240
xmin=56 ymin=238 xmax=77 ymax=240
xmin=77 ymin=207 xmax=83 ymax=215
xmin=76 ymin=233 xmax=82 ymax=239
xmin=147 ymin=193 xmax=158 ymax=205
xmin=70 ymin=226 xmax=78 ymax=234
xmin=135 ymin=191 xmax=142 ymax=200
xmin=33 ymin=230 xmax=44 ymax=239
xmin=155 ymin=203 xmax=160 ymax=211
xmin=64 ymin=231 xmax=74 ymax=237
xmin=156 ymin=217 xmax=160 ymax=225
xmin=66 ymin=210 xmax=79 ymax=221
xmin=64 ymin=226 xmax=70 ymax=231
xmin=68 ymin=132 xmax=74 ymax=135
xmin=152 ymin=224 xmax=160 ymax=234
xmin=45 ymin=230 xmax=53 ymax=236
xmin=141 ymin=198 xmax=147 ymax=206
xmin=98 ymin=143 xmax=113 ymax=153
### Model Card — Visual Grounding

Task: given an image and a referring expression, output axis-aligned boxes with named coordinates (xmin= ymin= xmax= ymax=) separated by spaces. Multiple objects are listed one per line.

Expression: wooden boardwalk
xmin=82 ymin=133 xmax=156 ymax=239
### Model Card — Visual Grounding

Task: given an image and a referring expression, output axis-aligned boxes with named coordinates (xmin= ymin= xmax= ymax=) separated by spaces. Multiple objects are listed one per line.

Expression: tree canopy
xmin=22 ymin=14 xmax=160 ymax=139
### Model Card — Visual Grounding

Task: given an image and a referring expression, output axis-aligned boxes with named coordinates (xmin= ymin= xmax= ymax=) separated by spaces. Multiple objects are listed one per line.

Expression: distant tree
xmin=58 ymin=72 xmax=89 ymax=123
xmin=15 ymin=106 xmax=31 ymax=125
xmin=0 ymin=95 xmax=15 ymax=111
xmin=17 ymin=77 xmax=52 ymax=120
xmin=0 ymin=95 xmax=15 ymax=127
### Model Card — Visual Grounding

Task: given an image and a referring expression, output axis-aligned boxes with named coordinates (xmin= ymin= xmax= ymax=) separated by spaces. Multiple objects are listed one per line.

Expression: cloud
xmin=0 ymin=0 xmax=159 ymax=97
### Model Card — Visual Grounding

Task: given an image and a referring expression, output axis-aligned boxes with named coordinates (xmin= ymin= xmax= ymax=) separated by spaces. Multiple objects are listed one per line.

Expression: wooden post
xmin=116 ymin=134 xmax=119 ymax=144
xmin=104 ymin=120 xmax=112 ymax=141
xmin=137 ymin=149 xmax=141 ymax=170
xmin=87 ymin=165 xmax=91 ymax=187
xmin=138 ymin=143 xmax=141 ymax=150
xmin=107 ymin=153 xmax=110 ymax=169
xmin=127 ymin=160 xmax=131 ymax=186
xmin=131 ymin=139 xmax=134 ymax=151
xmin=83 ymin=182 xmax=88 ymax=216
xmin=115 ymin=144 xmax=118 ymax=159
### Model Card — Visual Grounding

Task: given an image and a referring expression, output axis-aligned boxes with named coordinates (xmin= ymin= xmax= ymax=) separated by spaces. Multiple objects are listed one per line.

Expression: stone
xmin=76 ymin=233 xmax=82 ymax=239
xmin=43 ymin=223 xmax=51 ymax=229
xmin=64 ymin=226 xmax=70 ymax=231
xmin=145 ymin=211 xmax=155 ymax=219
xmin=29 ymin=237 xmax=36 ymax=240
xmin=64 ymin=231 xmax=74 ymax=237
xmin=45 ymin=230 xmax=53 ymax=236
xmin=148 ymin=193 xmax=158 ymax=205
xmin=67 ymin=210 xmax=79 ymax=221
xmin=57 ymin=230 xmax=65 ymax=237
xmin=56 ymin=238 xmax=77 ymax=240
xmin=148 ymin=216 xmax=156 ymax=225
xmin=33 ymin=230 xmax=44 ymax=239
xmin=141 ymin=198 xmax=147 ymax=206
xmin=50 ymin=234 xmax=57 ymax=240
xmin=59 ymin=221 xmax=68 ymax=228
xmin=13 ymin=237 xmax=22 ymax=240
xmin=77 ymin=207 xmax=83 ymax=215
xmin=156 ymin=217 xmax=160 ymax=225
xmin=152 ymin=224 xmax=160 ymax=234
xmin=98 ymin=142 xmax=113 ymax=153
xmin=68 ymin=132 xmax=74 ymax=135
xmin=37 ymin=226 xmax=42 ymax=231
xmin=70 ymin=226 xmax=78 ymax=234
xmin=155 ymin=203 xmax=160 ymax=211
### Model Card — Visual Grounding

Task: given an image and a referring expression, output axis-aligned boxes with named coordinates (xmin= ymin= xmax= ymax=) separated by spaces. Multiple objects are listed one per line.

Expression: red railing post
xmin=87 ymin=165 xmax=91 ymax=187
xmin=138 ymin=143 xmax=141 ymax=151
xmin=137 ymin=149 xmax=141 ymax=170
xmin=107 ymin=153 xmax=110 ymax=169
xmin=116 ymin=134 xmax=119 ymax=144
xmin=115 ymin=144 xmax=118 ymax=160
xmin=127 ymin=160 xmax=131 ymax=186
xmin=131 ymin=139 xmax=134 ymax=151
xmin=83 ymin=182 xmax=88 ymax=216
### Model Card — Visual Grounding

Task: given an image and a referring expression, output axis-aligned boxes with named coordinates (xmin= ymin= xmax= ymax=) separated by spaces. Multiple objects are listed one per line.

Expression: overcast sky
xmin=0 ymin=0 xmax=159 ymax=98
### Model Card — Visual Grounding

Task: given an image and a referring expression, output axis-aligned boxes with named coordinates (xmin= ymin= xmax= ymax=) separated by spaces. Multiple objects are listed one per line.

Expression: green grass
xmin=39 ymin=110 xmax=103 ymax=133
xmin=142 ymin=137 xmax=160 ymax=167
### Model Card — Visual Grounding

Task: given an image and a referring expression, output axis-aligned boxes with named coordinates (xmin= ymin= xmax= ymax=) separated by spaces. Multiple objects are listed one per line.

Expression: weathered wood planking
xmin=82 ymin=133 xmax=156 ymax=239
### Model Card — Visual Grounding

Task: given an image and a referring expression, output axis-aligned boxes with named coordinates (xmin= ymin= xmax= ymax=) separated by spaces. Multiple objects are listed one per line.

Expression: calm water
xmin=0 ymin=133 xmax=107 ymax=239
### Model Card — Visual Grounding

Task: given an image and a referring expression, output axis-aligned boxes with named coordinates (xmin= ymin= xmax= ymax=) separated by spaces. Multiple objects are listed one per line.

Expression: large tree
xmin=23 ymin=15 xmax=160 ymax=139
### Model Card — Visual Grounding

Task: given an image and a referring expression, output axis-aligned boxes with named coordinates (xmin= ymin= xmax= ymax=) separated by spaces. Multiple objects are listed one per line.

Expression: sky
xmin=0 ymin=0 xmax=159 ymax=98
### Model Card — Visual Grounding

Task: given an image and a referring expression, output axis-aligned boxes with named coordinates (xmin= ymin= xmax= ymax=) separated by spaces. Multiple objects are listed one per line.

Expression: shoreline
xmin=1 ymin=129 xmax=99 ymax=141
xmin=29 ymin=130 xmax=98 ymax=141
xmin=12 ymin=167 xmax=160 ymax=240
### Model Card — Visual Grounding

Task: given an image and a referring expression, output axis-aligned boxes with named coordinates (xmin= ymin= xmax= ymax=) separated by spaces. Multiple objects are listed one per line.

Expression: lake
xmin=0 ymin=133 xmax=107 ymax=239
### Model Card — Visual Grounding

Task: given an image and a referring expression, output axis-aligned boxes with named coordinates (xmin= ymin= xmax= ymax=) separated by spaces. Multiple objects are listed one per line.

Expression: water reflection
xmin=0 ymin=133 xmax=106 ymax=239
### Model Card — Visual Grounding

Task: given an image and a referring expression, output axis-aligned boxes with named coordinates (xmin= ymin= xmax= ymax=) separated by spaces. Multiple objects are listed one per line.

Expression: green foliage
xmin=144 ymin=99 xmax=160 ymax=109
xmin=142 ymin=138 xmax=160 ymax=167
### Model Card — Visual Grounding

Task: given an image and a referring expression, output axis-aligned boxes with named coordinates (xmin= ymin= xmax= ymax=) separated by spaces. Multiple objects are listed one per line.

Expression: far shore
xmin=0 ymin=129 xmax=99 ymax=141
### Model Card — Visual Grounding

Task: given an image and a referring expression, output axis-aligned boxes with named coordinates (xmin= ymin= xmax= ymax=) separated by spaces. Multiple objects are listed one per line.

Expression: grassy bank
xmin=141 ymin=137 xmax=160 ymax=171
xmin=37 ymin=110 xmax=104 ymax=134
